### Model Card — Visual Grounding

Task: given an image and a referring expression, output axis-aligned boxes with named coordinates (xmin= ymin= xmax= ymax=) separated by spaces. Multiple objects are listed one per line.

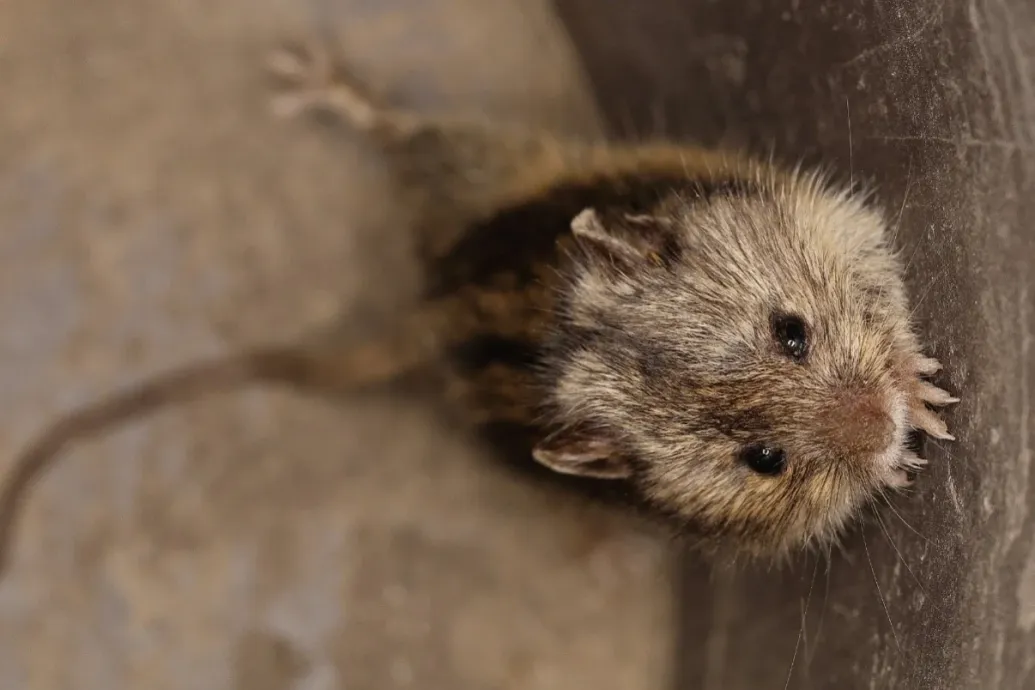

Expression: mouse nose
xmin=823 ymin=394 xmax=895 ymax=456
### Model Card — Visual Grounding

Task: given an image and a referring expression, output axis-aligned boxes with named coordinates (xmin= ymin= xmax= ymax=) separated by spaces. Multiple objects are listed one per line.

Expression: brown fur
xmin=0 ymin=42 xmax=959 ymax=573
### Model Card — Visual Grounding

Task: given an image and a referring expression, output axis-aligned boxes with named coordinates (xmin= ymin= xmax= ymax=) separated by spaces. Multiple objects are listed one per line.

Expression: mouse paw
xmin=888 ymin=451 xmax=928 ymax=489
xmin=905 ymin=355 xmax=959 ymax=441
xmin=266 ymin=42 xmax=382 ymax=129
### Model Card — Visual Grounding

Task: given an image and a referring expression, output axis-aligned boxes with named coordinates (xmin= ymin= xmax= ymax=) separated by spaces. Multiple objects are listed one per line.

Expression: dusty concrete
xmin=556 ymin=0 xmax=1035 ymax=688
xmin=0 ymin=2 xmax=675 ymax=689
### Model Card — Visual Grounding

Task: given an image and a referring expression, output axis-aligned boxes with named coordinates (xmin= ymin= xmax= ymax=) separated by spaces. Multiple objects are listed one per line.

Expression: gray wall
xmin=556 ymin=1 xmax=1035 ymax=687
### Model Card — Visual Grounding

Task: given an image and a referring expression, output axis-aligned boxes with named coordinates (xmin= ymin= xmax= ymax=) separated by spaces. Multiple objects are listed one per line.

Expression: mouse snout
xmin=820 ymin=393 xmax=895 ymax=457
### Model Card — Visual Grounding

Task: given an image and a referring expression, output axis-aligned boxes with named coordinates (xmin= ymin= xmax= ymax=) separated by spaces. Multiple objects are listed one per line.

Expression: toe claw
xmin=266 ymin=48 xmax=308 ymax=80
xmin=888 ymin=468 xmax=914 ymax=489
xmin=917 ymin=381 xmax=960 ymax=406
xmin=886 ymin=451 xmax=928 ymax=490
xmin=899 ymin=450 xmax=928 ymax=469
xmin=269 ymin=92 xmax=308 ymax=119
xmin=909 ymin=405 xmax=956 ymax=441
xmin=914 ymin=356 xmax=943 ymax=376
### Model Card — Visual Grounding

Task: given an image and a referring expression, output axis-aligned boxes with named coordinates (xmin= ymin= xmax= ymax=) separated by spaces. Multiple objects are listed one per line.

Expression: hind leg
xmin=264 ymin=39 xmax=494 ymax=261
xmin=263 ymin=39 xmax=600 ymax=262
xmin=266 ymin=41 xmax=417 ymax=137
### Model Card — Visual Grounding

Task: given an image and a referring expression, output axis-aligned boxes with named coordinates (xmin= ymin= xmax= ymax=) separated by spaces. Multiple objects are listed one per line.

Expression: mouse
xmin=0 ymin=40 xmax=959 ymax=573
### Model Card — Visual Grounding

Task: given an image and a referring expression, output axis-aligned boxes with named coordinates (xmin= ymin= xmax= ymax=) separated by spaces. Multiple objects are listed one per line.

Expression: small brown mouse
xmin=0 ymin=41 xmax=959 ymax=573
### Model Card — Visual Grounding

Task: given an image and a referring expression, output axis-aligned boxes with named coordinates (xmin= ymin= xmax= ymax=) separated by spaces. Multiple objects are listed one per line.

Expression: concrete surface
xmin=555 ymin=0 xmax=1035 ymax=688
xmin=0 ymin=2 xmax=676 ymax=689
xmin=3 ymin=0 xmax=1034 ymax=688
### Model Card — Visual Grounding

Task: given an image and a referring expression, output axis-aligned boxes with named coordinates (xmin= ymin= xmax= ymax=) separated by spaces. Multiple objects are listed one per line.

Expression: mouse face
xmin=533 ymin=170 xmax=954 ymax=559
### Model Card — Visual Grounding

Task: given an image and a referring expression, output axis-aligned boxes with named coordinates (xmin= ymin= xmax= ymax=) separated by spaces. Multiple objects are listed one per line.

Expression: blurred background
xmin=0 ymin=1 xmax=1032 ymax=689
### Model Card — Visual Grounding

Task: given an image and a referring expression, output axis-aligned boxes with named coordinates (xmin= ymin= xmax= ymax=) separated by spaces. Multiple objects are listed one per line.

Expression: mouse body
xmin=0 ymin=41 xmax=958 ymax=571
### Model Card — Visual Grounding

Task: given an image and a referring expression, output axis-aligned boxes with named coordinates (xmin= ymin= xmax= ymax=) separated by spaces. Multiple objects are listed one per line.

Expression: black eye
xmin=740 ymin=443 xmax=786 ymax=475
xmin=771 ymin=313 xmax=809 ymax=361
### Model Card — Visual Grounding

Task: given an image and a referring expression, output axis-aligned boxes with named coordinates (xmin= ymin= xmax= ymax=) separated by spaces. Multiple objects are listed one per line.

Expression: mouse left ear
xmin=570 ymin=208 xmax=679 ymax=269
xmin=532 ymin=424 xmax=634 ymax=480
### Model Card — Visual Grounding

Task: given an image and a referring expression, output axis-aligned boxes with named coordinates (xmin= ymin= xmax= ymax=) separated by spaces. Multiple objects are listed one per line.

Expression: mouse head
xmin=534 ymin=169 xmax=954 ymax=560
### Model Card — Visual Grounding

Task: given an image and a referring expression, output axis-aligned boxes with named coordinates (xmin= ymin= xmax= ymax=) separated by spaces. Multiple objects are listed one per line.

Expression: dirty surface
xmin=556 ymin=0 xmax=1035 ymax=688
xmin=0 ymin=1 xmax=675 ymax=689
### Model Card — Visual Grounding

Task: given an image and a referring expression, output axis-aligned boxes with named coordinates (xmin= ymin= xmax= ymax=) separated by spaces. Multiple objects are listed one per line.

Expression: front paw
xmin=905 ymin=355 xmax=959 ymax=441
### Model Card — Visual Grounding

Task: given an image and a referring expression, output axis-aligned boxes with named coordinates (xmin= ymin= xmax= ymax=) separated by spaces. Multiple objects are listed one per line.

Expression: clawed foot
xmin=885 ymin=355 xmax=956 ymax=490
xmin=905 ymin=355 xmax=960 ymax=441
xmin=888 ymin=449 xmax=929 ymax=489
xmin=266 ymin=42 xmax=381 ymax=129
xmin=887 ymin=354 xmax=959 ymax=489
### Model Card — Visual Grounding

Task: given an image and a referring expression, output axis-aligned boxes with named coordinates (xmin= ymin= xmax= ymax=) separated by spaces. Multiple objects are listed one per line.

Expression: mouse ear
xmin=570 ymin=208 xmax=679 ymax=268
xmin=532 ymin=424 xmax=633 ymax=480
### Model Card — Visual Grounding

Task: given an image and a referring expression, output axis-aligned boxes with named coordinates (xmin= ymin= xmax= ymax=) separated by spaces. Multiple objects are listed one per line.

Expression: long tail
xmin=0 ymin=310 xmax=453 ymax=575
xmin=0 ymin=346 xmax=324 ymax=573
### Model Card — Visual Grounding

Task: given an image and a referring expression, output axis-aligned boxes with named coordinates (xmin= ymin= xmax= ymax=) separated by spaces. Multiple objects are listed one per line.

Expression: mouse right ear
xmin=570 ymin=207 xmax=679 ymax=269
xmin=532 ymin=424 xmax=634 ymax=480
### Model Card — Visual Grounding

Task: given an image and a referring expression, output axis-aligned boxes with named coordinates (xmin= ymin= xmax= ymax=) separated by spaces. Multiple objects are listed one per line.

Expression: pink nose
xmin=824 ymin=395 xmax=895 ymax=456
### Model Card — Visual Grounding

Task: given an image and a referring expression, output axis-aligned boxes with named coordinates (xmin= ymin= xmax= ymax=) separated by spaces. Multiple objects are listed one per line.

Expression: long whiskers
xmin=783 ymin=557 xmax=820 ymax=690
xmin=846 ymin=97 xmax=855 ymax=193
xmin=804 ymin=548 xmax=833 ymax=668
xmin=862 ymin=531 xmax=901 ymax=650
xmin=908 ymin=273 xmax=943 ymax=320
xmin=890 ymin=158 xmax=914 ymax=246
xmin=880 ymin=495 xmax=929 ymax=543
xmin=870 ymin=503 xmax=927 ymax=596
